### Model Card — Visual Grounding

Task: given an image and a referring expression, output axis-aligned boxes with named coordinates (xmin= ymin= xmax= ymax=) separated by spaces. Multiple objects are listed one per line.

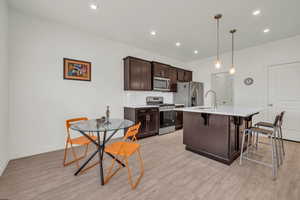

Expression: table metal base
xmin=74 ymin=129 xmax=125 ymax=185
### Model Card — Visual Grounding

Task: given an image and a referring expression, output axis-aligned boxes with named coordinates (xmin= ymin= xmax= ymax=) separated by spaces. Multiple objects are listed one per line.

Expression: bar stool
xmin=255 ymin=111 xmax=285 ymax=165
xmin=239 ymin=115 xmax=281 ymax=179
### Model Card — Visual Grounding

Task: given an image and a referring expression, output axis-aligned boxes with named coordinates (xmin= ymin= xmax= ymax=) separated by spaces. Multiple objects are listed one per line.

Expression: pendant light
xmin=229 ymin=29 xmax=237 ymax=74
xmin=214 ymin=14 xmax=222 ymax=69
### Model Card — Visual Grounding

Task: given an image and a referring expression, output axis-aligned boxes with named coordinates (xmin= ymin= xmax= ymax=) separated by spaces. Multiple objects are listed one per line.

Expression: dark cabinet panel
xmin=152 ymin=62 xmax=169 ymax=78
xmin=137 ymin=110 xmax=148 ymax=134
xmin=177 ymin=69 xmax=193 ymax=82
xmin=124 ymin=57 xmax=152 ymax=91
xmin=177 ymin=69 xmax=185 ymax=82
xmin=124 ymin=107 xmax=159 ymax=139
xmin=148 ymin=109 xmax=159 ymax=134
xmin=169 ymin=67 xmax=177 ymax=92
xmin=175 ymin=111 xmax=183 ymax=130
xmin=175 ymin=105 xmax=184 ymax=130
xmin=184 ymin=70 xmax=193 ymax=82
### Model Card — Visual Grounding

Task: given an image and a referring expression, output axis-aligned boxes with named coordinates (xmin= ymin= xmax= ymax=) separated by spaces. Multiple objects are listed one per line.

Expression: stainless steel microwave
xmin=153 ymin=77 xmax=171 ymax=91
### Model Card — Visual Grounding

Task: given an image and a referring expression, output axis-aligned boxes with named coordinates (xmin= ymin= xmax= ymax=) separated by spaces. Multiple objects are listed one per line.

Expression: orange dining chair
xmin=63 ymin=117 xmax=98 ymax=171
xmin=104 ymin=122 xmax=144 ymax=189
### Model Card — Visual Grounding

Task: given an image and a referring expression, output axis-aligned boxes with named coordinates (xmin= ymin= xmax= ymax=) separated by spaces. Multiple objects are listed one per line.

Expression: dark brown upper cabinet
xmin=152 ymin=62 xmax=169 ymax=78
xmin=184 ymin=70 xmax=193 ymax=82
xmin=169 ymin=67 xmax=178 ymax=92
xmin=177 ymin=69 xmax=185 ymax=82
xmin=124 ymin=56 xmax=152 ymax=91
xmin=177 ymin=69 xmax=193 ymax=82
xmin=124 ymin=56 xmax=193 ymax=92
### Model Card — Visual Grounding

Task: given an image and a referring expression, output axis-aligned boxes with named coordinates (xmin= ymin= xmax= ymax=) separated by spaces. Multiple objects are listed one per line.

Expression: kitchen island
xmin=176 ymin=106 xmax=261 ymax=165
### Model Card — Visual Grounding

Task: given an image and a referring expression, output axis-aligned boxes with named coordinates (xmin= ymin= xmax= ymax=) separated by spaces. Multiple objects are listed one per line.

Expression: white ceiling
xmin=8 ymin=0 xmax=300 ymax=62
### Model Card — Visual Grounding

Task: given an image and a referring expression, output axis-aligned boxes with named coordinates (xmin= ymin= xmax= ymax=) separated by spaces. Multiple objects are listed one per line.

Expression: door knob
xmin=268 ymin=104 xmax=273 ymax=107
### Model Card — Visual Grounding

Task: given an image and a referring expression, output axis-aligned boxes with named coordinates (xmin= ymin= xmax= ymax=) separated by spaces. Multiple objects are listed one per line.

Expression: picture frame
xmin=63 ymin=58 xmax=91 ymax=81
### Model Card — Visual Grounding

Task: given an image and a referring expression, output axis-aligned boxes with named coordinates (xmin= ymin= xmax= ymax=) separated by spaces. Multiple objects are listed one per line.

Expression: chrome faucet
xmin=205 ymin=90 xmax=217 ymax=109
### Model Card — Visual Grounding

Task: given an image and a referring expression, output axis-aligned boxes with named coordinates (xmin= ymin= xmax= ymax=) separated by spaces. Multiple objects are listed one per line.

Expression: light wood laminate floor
xmin=0 ymin=130 xmax=300 ymax=200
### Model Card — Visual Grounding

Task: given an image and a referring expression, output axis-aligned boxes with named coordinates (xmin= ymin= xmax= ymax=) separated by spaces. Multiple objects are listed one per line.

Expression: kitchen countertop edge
xmin=124 ymin=105 xmax=159 ymax=109
xmin=175 ymin=106 xmax=263 ymax=117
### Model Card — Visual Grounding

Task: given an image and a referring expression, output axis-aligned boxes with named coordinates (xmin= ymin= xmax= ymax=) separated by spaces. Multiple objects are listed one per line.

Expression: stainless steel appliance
xmin=174 ymin=82 xmax=204 ymax=107
xmin=146 ymin=96 xmax=175 ymax=135
xmin=153 ymin=77 xmax=171 ymax=92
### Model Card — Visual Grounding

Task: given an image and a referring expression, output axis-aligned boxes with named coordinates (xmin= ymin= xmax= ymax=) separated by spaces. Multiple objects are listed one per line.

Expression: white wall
xmin=0 ymin=0 xmax=9 ymax=175
xmin=188 ymin=34 xmax=300 ymax=123
xmin=8 ymin=10 xmax=185 ymax=159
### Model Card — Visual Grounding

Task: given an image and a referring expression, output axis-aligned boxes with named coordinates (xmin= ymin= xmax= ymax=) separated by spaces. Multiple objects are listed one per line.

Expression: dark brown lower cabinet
xmin=183 ymin=112 xmax=253 ymax=165
xmin=124 ymin=107 xmax=159 ymax=139
xmin=175 ymin=105 xmax=184 ymax=130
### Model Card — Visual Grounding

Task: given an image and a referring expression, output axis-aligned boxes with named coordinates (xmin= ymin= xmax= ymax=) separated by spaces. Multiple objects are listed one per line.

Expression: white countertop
xmin=125 ymin=104 xmax=185 ymax=108
xmin=175 ymin=106 xmax=263 ymax=117
xmin=175 ymin=104 xmax=185 ymax=106
xmin=124 ymin=105 xmax=159 ymax=108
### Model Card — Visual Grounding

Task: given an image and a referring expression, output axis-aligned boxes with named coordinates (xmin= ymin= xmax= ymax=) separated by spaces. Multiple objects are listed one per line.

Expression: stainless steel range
xmin=146 ymin=96 xmax=175 ymax=135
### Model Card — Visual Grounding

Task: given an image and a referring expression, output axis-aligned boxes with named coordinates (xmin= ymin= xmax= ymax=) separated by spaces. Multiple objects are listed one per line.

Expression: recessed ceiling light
xmin=194 ymin=50 xmax=198 ymax=54
xmin=90 ymin=3 xmax=98 ymax=10
xmin=175 ymin=42 xmax=181 ymax=47
xmin=150 ymin=31 xmax=156 ymax=36
xmin=263 ymin=28 xmax=270 ymax=33
xmin=252 ymin=10 xmax=261 ymax=16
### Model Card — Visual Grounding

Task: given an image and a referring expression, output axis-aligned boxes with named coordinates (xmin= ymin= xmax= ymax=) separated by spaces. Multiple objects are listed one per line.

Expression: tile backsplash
xmin=124 ymin=91 xmax=174 ymax=106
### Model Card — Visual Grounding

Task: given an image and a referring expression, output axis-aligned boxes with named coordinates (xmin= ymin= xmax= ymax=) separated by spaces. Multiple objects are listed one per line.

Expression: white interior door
xmin=211 ymin=72 xmax=234 ymax=106
xmin=268 ymin=62 xmax=300 ymax=141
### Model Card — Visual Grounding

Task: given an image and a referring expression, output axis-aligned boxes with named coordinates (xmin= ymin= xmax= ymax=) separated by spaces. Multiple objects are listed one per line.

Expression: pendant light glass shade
xmin=229 ymin=29 xmax=237 ymax=74
xmin=214 ymin=14 xmax=222 ymax=69
xmin=214 ymin=60 xmax=221 ymax=69
xmin=229 ymin=67 xmax=236 ymax=74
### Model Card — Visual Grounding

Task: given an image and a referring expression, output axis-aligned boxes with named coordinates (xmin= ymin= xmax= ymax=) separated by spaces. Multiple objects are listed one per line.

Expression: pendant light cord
xmin=230 ymin=29 xmax=237 ymax=68
xmin=214 ymin=14 xmax=222 ymax=62
xmin=217 ymin=18 xmax=220 ymax=61
xmin=232 ymin=32 xmax=234 ymax=66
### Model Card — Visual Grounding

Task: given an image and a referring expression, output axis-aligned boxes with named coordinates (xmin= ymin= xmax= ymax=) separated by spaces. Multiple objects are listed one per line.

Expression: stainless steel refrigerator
xmin=174 ymin=82 xmax=204 ymax=107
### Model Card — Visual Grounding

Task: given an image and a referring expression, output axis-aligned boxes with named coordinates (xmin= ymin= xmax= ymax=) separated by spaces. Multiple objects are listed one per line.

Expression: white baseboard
xmin=0 ymin=159 xmax=9 ymax=176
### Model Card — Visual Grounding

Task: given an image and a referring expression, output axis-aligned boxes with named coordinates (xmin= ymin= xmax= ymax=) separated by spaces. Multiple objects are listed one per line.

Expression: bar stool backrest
xmin=273 ymin=115 xmax=281 ymax=128
xmin=279 ymin=111 xmax=285 ymax=127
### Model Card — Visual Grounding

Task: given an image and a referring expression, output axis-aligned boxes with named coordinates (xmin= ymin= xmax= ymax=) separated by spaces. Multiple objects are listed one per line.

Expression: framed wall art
xmin=63 ymin=58 xmax=91 ymax=81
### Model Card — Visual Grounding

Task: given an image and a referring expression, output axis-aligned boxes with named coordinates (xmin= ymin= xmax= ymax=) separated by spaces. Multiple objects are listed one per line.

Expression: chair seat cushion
xmin=105 ymin=141 xmax=140 ymax=157
xmin=68 ymin=135 xmax=97 ymax=145
xmin=250 ymin=127 xmax=273 ymax=135
xmin=255 ymin=121 xmax=274 ymax=128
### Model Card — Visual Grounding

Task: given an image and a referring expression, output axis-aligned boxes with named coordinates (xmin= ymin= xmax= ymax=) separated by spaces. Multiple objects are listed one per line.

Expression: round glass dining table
xmin=70 ymin=118 xmax=134 ymax=185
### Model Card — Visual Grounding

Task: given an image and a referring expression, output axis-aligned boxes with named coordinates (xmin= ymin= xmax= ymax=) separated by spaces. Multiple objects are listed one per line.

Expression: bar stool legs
xmin=254 ymin=111 xmax=286 ymax=166
xmin=239 ymin=129 xmax=247 ymax=165
xmin=278 ymin=126 xmax=285 ymax=157
xmin=239 ymin=128 xmax=278 ymax=180
xmin=271 ymin=134 xmax=277 ymax=179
